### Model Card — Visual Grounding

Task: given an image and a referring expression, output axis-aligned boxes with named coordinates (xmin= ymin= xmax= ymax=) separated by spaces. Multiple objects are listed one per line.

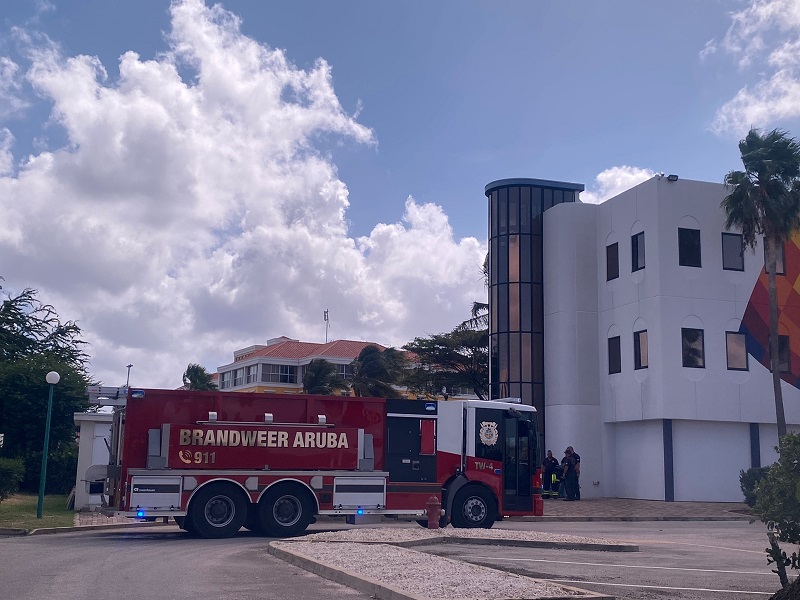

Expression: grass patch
xmin=0 ymin=493 xmax=74 ymax=531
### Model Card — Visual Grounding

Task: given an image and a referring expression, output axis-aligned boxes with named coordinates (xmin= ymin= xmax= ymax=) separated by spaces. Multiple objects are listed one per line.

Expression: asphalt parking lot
xmin=427 ymin=520 xmax=779 ymax=600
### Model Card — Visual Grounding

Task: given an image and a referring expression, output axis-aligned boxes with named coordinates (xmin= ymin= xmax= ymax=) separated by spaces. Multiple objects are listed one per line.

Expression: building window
xmin=678 ymin=228 xmax=701 ymax=267
xmin=220 ymin=371 xmax=232 ymax=389
xmin=633 ymin=330 xmax=648 ymax=370
xmin=726 ymin=332 xmax=748 ymax=370
xmin=722 ymin=233 xmax=744 ymax=271
xmin=606 ymin=243 xmax=619 ymax=281
xmin=681 ymin=328 xmax=705 ymax=368
xmin=338 ymin=364 xmax=353 ymax=380
xmin=632 ymin=232 xmax=645 ymax=272
xmin=234 ymin=368 xmax=244 ymax=387
xmin=608 ymin=336 xmax=621 ymax=374
xmin=778 ymin=335 xmax=790 ymax=373
xmin=261 ymin=364 xmax=297 ymax=384
xmin=765 ymin=243 xmax=786 ymax=275
xmin=246 ymin=365 xmax=258 ymax=383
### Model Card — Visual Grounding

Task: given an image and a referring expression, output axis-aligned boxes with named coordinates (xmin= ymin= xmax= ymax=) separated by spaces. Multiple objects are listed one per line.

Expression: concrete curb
xmin=268 ymin=541 xmax=614 ymax=600
xmin=268 ymin=542 xmax=430 ymax=600
xmin=324 ymin=536 xmax=638 ymax=552
xmin=26 ymin=521 xmax=171 ymax=536
xmin=0 ymin=527 xmax=27 ymax=536
xmin=402 ymin=536 xmax=639 ymax=552
xmin=521 ymin=515 xmax=751 ymax=522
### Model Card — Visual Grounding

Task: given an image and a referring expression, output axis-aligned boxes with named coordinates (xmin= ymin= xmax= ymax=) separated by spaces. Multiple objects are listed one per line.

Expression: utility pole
xmin=324 ymin=310 xmax=330 ymax=343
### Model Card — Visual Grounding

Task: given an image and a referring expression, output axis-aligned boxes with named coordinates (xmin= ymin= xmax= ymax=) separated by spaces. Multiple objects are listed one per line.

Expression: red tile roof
xmin=237 ymin=339 xmax=386 ymax=362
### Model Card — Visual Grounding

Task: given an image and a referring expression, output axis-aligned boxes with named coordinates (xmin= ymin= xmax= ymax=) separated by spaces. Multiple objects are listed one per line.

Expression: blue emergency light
xmin=136 ymin=510 xmax=145 ymax=518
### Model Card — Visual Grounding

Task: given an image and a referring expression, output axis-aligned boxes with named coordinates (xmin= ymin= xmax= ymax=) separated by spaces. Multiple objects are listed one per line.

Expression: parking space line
xmin=458 ymin=554 xmax=773 ymax=576
xmin=541 ymin=578 xmax=773 ymax=595
xmin=617 ymin=539 xmax=765 ymax=554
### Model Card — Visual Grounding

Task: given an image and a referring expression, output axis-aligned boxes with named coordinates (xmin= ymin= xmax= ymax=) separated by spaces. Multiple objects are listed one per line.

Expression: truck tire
xmin=242 ymin=504 xmax=264 ymax=534
xmin=187 ymin=483 xmax=248 ymax=539
xmin=450 ymin=485 xmax=496 ymax=529
xmin=257 ymin=484 xmax=314 ymax=537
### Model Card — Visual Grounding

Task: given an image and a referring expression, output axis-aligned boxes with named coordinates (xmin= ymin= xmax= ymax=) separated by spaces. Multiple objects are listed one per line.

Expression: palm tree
xmin=302 ymin=358 xmax=350 ymax=395
xmin=455 ymin=253 xmax=489 ymax=332
xmin=722 ymin=128 xmax=800 ymax=440
xmin=349 ymin=345 xmax=403 ymax=398
xmin=182 ymin=363 xmax=217 ymax=391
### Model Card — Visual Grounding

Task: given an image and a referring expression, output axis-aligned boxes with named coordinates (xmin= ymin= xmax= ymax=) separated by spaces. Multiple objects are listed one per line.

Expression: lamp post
xmin=37 ymin=371 xmax=60 ymax=519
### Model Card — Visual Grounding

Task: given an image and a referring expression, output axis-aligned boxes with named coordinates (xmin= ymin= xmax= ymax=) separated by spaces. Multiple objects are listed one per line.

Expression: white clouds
xmin=0 ymin=0 xmax=485 ymax=388
xmin=0 ymin=57 xmax=29 ymax=119
xmin=711 ymin=0 xmax=800 ymax=135
xmin=580 ymin=166 xmax=654 ymax=205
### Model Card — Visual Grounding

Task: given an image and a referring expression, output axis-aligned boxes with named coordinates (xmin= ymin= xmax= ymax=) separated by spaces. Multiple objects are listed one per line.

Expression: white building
xmin=543 ymin=175 xmax=800 ymax=501
xmin=73 ymin=412 xmax=113 ymax=511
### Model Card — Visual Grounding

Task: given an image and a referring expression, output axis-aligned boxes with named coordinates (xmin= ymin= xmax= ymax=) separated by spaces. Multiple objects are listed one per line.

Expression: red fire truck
xmin=103 ymin=388 xmax=543 ymax=538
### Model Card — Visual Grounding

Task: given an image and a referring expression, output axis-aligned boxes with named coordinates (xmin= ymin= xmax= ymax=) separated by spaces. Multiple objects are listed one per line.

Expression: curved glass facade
xmin=485 ymin=178 xmax=584 ymax=440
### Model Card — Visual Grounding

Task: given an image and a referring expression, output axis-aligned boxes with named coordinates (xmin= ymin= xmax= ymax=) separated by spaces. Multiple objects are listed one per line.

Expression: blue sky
xmin=1 ymin=0 xmax=799 ymax=387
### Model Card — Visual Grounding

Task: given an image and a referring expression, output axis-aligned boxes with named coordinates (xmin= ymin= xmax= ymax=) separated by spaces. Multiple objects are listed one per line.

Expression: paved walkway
xmin=73 ymin=497 xmax=752 ymax=527
xmin=533 ymin=497 xmax=751 ymax=520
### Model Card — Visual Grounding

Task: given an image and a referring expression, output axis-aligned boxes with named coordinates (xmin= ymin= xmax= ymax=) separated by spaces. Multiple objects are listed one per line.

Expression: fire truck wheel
xmin=257 ymin=485 xmax=313 ymax=537
xmin=451 ymin=486 xmax=496 ymax=529
xmin=242 ymin=505 xmax=264 ymax=534
xmin=187 ymin=483 xmax=248 ymax=539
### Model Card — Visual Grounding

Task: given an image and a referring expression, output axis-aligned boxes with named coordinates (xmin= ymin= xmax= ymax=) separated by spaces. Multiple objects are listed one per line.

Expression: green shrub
xmin=0 ymin=457 xmax=25 ymax=503
xmin=740 ymin=465 xmax=771 ymax=507
xmin=19 ymin=442 xmax=78 ymax=495
xmin=752 ymin=433 xmax=800 ymax=590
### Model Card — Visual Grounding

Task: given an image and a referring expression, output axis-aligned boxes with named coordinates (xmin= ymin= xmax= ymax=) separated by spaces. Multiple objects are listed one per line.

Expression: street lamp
xmin=37 ymin=370 xmax=60 ymax=519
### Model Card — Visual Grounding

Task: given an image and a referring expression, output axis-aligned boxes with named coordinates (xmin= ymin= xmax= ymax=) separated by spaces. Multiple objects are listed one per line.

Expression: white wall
xmin=74 ymin=414 xmax=112 ymax=511
xmin=613 ymin=420 xmax=664 ymax=500
xmin=672 ymin=420 xmax=751 ymax=502
xmin=545 ymin=404 xmax=603 ymax=497
xmin=544 ymin=201 xmax=603 ymax=497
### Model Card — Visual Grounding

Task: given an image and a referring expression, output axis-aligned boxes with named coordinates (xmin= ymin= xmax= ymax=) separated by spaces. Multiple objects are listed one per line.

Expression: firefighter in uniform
xmin=541 ymin=450 xmax=560 ymax=499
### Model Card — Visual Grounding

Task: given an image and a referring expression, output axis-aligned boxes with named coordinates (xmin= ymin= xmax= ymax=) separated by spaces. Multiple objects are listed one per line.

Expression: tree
xmin=349 ymin=345 xmax=404 ymax=398
xmin=0 ymin=282 xmax=88 ymax=367
xmin=722 ymin=128 xmax=800 ymax=440
xmin=752 ymin=433 xmax=800 ymax=591
xmin=0 ymin=282 xmax=94 ymax=493
xmin=182 ymin=363 xmax=217 ymax=391
xmin=302 ymin=359 xmax=350 ymax=395
xmin=455 ymin=253 xmax=489 ymax=332
xmin=404 ymin=329 xmax=488 ymax=400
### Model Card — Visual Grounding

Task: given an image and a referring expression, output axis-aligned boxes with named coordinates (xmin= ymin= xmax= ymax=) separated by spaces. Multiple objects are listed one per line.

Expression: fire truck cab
xmin=102 ymin=389 xmax=542 ymax=538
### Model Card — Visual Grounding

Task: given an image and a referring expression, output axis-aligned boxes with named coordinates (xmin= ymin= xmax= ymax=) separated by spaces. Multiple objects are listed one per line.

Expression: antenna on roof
xmin=324 ymin=309 xmax=330 ymax=343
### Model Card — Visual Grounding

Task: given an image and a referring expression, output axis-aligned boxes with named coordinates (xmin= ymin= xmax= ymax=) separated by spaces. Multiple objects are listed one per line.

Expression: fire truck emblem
xmin=479 ymin=421 xmax=499 ymax=446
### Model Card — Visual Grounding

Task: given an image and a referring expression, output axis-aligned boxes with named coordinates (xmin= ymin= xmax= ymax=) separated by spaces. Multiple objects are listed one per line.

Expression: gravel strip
xmin=301 ymin=526 xmax=620 ymax=546
xmin=275 ymin=541 xmax=584 ymax=599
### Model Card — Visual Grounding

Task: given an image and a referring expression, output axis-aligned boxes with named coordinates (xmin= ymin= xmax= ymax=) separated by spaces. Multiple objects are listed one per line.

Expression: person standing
xmin=562 ymin=447 xmax=579 ymax=501
xmin=567 ymin=445 xmax=581 ymax=500
xmin=541 ymin=450 xmax=560 ymax=499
